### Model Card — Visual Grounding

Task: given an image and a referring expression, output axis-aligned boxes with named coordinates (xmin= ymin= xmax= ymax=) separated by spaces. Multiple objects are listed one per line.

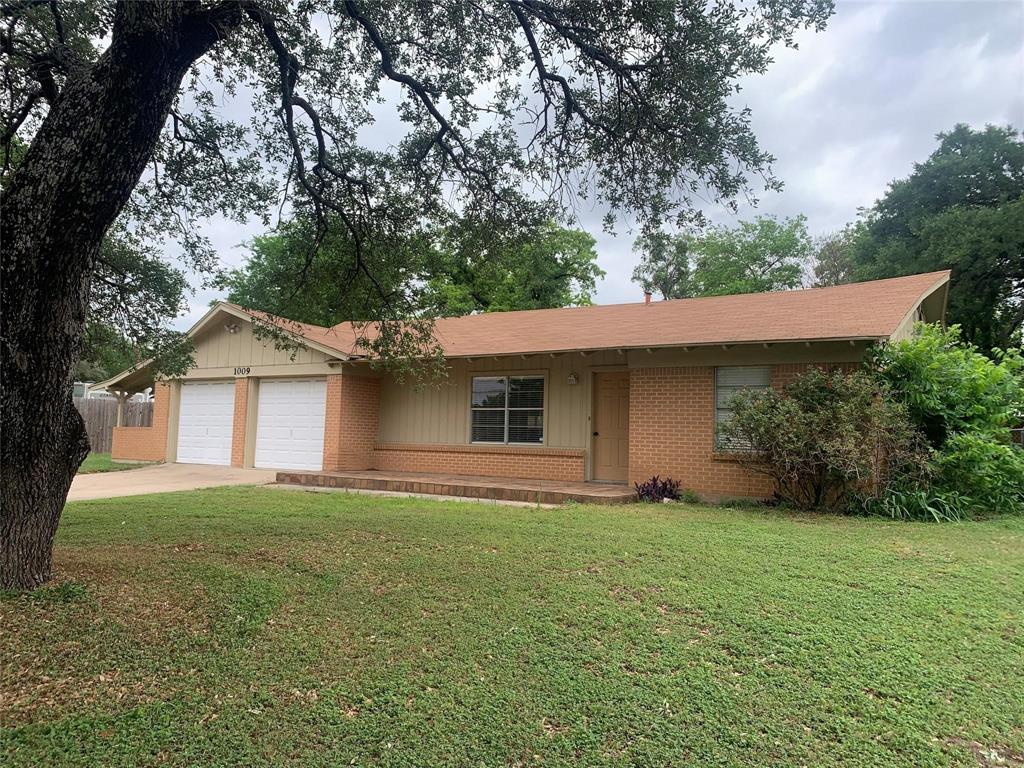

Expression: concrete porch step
xmin=275 ymin=469 xmax=637 ymax=505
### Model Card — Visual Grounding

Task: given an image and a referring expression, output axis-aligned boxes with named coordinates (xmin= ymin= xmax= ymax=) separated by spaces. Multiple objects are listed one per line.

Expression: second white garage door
xmin=177 ymin=381 xmax=235 ymax=465
xmin=254 ymin=379 xmax=327 ymax=470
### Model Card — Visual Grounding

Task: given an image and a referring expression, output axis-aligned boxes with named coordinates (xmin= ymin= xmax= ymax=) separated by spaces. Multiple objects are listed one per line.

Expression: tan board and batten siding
xmin=377 ymin=350 xmax=622 ymax=448
xmin=188 ymin=319 xmax=333 ymax=374
xmin=373 ymin=341 xmax=870 ymax=449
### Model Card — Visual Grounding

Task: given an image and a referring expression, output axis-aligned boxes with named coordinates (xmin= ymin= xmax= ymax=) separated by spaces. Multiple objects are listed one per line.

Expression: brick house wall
xmin=628 ymin=367 xmax=773 ymax=498
xmin=628 ymin=363 xmax=860 ymax=499
xmin=351 ymin=362 xmax=855 ymax=488
xmin=110 ymin=382 xmax=170 ymax=462
xmin=373 ymin=443 xmax=585 ymax=481
xmin=323 ymin=374 xmax=381 ymax=471
xmin=230 ymin=378 xmax=250 ymax=468
xmin=322 ymin=375 xmax=344 ymax=470
xmin=107 ymin=361 xmax=859 ymax=492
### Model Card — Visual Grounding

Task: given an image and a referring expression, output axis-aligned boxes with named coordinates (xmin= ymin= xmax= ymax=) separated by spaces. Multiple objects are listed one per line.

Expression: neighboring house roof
xmin=93 ymin=270 xmax=950 ymax=391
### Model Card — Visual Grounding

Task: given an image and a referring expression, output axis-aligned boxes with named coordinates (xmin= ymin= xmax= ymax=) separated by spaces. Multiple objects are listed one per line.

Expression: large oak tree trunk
xmin=0 ymin=3 xmax=239 ymax=590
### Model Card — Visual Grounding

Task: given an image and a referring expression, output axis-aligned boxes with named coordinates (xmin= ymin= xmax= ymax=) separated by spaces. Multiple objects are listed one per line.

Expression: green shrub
xmin=721 ymin=368 xmax=930 ymax=512
xmin=869 ymin=324 xmax=1023 ymax=446
xmin=679 ymin=489 xmax=701 ymax=504
xmin=935 ymin=432 xmax=1024 ymax=515
xmin=871 ymin=324 xmax=1024 ymax=517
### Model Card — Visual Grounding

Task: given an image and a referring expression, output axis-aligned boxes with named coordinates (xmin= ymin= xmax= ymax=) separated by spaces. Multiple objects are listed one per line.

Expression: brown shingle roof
xmin=316 ymin=270 xmax=949 ymax=358
xmin=94 ymin=271 xmax=950 ymax=393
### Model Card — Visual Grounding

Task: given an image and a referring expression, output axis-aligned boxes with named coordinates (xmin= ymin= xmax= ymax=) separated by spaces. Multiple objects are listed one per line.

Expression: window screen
xmin=471 ymin=376 xmax=544 ymax=444
xmin=715 ymin=366 xmax=770 ymax=450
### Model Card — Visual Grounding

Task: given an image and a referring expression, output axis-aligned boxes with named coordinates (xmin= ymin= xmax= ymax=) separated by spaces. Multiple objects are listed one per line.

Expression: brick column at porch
xmin=230 ymin=378 xmax=250 ymax=468
xmin=322 ymin=373 xmax=381 ymax=471
xmin=111 ymin=381 xmax=171 ymax=462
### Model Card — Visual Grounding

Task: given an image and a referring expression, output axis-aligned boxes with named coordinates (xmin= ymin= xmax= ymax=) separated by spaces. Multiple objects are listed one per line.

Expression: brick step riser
xmin=276 ymin=472 xmax=635 ymax=505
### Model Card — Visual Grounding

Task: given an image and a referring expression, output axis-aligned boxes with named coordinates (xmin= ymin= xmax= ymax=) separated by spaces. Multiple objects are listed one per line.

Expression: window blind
xmin=470 ymin=375 xmax=544 ymax=444
xmin=715 ymin=366 xmax=770 ymax=450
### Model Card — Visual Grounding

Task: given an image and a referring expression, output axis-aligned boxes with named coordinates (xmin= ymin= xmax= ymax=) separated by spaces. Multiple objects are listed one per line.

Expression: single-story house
xmin=94 ymin=270 xmax=950 ymax=500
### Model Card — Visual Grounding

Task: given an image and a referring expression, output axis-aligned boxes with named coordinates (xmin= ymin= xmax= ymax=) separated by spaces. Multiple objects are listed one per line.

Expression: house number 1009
xmin=234 ymin=366 xmax=251 ymax=376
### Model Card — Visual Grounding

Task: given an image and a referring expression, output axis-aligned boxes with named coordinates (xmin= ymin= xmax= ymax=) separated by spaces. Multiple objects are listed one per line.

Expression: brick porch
xmin=275 ymin=469 xmax=637 ymax=505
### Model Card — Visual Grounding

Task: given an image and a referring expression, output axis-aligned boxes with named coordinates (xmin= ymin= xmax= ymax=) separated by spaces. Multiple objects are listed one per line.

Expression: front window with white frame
xmin=715 ymin=366 xmax=771 ymax=450
xmin=471 ymin=375 xmax=544 ymax=444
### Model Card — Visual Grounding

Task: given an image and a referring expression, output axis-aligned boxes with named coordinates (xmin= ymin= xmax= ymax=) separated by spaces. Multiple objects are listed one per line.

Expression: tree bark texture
xmin=1 ymin=3 xmax=240 ymax=589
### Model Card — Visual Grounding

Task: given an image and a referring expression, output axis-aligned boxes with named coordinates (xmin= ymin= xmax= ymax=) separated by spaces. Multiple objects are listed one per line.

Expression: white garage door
xmin=177 ymin=381 xmax=235 ymax=465
xmin=254 ymin=379 xmax=327 ymax=470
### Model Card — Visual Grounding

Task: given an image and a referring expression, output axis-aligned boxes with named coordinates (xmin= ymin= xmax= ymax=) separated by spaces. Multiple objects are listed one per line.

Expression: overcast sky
xmin=175 ymin=0 xmax=1024 ymax=330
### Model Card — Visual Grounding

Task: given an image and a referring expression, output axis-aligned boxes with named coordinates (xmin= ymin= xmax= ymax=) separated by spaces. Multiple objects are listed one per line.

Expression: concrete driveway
xmin=68 ymin=463 xmax=278 ymax=502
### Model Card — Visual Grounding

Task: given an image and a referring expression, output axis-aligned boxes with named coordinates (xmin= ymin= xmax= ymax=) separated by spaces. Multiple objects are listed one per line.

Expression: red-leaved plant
xmin=635 ymin=476 xmax=682 ymax=503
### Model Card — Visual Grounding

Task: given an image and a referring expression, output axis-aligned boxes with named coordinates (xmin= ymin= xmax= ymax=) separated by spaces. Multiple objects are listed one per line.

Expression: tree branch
xmin=169 ymin=108 xmax=230 ymax=175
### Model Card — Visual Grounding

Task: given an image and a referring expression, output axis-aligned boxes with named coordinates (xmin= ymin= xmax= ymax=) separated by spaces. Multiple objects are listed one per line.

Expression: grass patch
xmin=77 ymin=454 xmax=147 ymax=474
xmin=2 ymin=488 xmax=1022 ymax=767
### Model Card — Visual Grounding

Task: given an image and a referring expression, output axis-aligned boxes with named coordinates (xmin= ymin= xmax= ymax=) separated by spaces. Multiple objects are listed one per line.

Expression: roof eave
xmin=89 ymin=364 xmax=156 ymax=393
xmin=886 ymin=271 xmax=952 ymax=340
xmin=344 ymin=335 xmax=886 ymax=362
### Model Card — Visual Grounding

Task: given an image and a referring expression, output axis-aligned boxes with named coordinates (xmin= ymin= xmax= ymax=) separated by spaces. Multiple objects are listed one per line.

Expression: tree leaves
xmin=850 ymin=124 xmax=1024 ymax=349
xmin=3 ymin=0 xmax=837 ymax=337
xmin=221 ymin=217 xmax=604 ymax=324
xmin=632 ymin=215 xmax=812 ymax=300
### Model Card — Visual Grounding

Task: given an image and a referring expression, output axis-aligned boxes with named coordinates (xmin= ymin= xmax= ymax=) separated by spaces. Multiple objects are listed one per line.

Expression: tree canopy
xmin=849 ymin=124 xmax=1024 ymax=349
xmin=74 ymin=323 xmax=135 ymax=383
xmin=223 ymin=219 xmax=603 ymax=325
xmin=630 ymin=229 xmax=694 ymax=300
xmin=424 ymin=221 xmax=603 ymax=317
xmin=632 ymin=215 xmax=812 ymax=300
xmin=811 ymin=228 xmax=856 ymax=287
xmin=3 ymin=0 xmax=835 ymax=358
xmin=1 ymin=1 xmax=835 ymax=588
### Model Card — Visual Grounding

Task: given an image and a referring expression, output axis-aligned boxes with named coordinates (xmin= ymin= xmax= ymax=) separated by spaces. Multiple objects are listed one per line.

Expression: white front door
xmin=176 ymin=381 xmax=235 ymax=465
xmin=254 ymin=379 xmax=327 ymax=470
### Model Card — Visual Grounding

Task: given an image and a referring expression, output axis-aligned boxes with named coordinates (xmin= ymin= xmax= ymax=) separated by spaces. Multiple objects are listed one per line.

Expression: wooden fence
xmin=73 ymin=397 xmax=153 ymax=454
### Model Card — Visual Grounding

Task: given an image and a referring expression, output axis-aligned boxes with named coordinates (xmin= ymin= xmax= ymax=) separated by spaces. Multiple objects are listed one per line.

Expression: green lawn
xmin=2 ymin=489 xmax=1022 ymax=767
xmin=77 ymin=453 xmax=147 ymax=474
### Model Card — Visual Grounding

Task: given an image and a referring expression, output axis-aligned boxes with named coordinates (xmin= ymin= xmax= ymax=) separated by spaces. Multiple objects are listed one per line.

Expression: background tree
xmin=221 ymin=217 xmax=428 ymax=327
xmin=811 ymin=227 xmax=856 ymax=287
xmin=224 ymin=218 xmax=603 ymax=324
xmin=425 ymin=221 xmax=603 ymax=316
xmin=690 ymin=215 xmax=812 ymax=296
xmin=632 ymin=215 xmax=812 ymax=299
xmin=74 ymin=324 xmax=135 ymax=383
xmin=850 ymin=124 xmax=1024 ymax=349
xmin=631 ymin=230 xmax=694 ymax=300
xmin=0 ymin=0 xmax=834 ymax=588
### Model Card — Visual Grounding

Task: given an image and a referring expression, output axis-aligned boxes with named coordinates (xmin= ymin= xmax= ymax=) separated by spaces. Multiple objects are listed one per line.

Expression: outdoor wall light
xmin=567 ymin=372 xmax=579 ymax=385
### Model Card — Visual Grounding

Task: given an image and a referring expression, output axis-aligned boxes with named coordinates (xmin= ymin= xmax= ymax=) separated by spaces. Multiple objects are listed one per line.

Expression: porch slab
xmin=275 ymin=469 xmax=637 ymax=505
